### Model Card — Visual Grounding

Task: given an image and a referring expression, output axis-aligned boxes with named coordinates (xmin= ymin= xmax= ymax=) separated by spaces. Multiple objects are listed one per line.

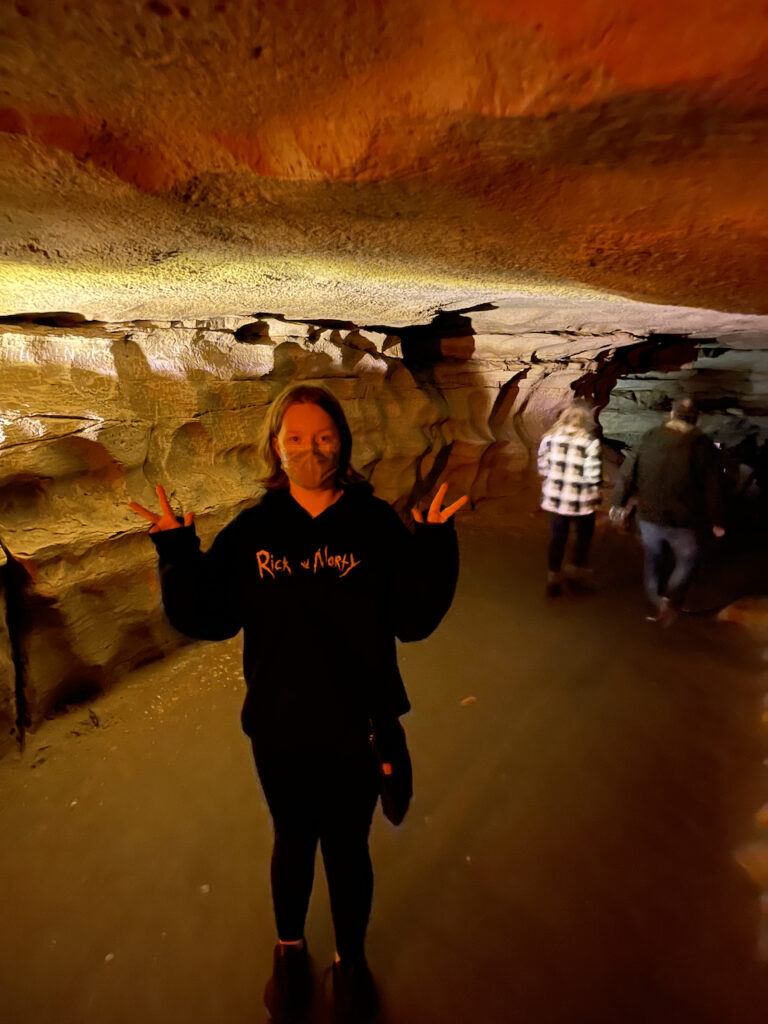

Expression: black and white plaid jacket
xmin=537 ymin=429 xmax=602 ymax=515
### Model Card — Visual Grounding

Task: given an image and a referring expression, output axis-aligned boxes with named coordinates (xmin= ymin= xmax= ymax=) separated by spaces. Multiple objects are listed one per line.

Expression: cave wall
xmin=2 ymin=313 xmax=766 ymax=736
xmin=0 ymin=316 xmax=447 ymax=730
xmin=601 ymin=342 xmax=768 ymax=450
xmin=0 ymin=315 xmax=656 ymax=732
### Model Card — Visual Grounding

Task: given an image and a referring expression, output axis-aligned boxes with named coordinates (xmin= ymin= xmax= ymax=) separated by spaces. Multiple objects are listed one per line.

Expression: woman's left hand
xmin=412 ymin=482 xmax=469 ymax=524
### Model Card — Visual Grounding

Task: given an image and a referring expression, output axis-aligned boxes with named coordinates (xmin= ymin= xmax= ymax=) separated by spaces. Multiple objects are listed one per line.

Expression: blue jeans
xmin=638 ymin=520 xmax=700 ymax=609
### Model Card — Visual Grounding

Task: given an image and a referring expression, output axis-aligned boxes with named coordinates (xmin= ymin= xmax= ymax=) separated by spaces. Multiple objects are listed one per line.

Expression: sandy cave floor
xmin=0 ymin=520 xmax=767 ymax=1024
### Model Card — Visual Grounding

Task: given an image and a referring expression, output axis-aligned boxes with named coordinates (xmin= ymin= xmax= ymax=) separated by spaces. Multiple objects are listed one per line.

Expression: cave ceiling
xmin=1 ymin=0 xmax=767 ymax=337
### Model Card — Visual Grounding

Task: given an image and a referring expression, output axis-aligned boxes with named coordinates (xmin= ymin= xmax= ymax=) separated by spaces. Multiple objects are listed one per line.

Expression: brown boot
xmin=645 ymin=596 xmax=678 ymax=628
xmin=332 ymin=955 xmax=379 ymax=1024
xmin=264 ymin=941 xmax=312 ymax=1023
xmin=546 ymin=571 xmax=563 ymax=597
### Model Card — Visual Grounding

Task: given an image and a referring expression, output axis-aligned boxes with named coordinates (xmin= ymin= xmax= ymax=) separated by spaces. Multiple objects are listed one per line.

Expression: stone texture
xmin=601 ymin=346 xmax=768 ymax=450
xmin=0 ymin=316 xmax=635 ymax=723
xmin=1 ymin=311 xmax=768 ymax=732
xmin=0 ymin=1 xmax=766 ymax=323
xmin=0 ymin=319 xmax=455 ymax=723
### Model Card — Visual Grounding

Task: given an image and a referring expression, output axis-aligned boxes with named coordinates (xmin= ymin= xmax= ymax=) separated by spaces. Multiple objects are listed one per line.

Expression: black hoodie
xmin=150 ymin=485 xmax=459 ymax=755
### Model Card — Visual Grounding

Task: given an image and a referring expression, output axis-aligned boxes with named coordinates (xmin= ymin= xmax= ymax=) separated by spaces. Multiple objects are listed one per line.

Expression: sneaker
xmin=645 ymin=596 xmax=678 ymax=628
xmin=657 ymin=598 xmax=679 ymax=628
xmin=332 ymin=956 xmax=379 ymax=1024
xmin=264 ymin=941 xmax=312 ymax=1023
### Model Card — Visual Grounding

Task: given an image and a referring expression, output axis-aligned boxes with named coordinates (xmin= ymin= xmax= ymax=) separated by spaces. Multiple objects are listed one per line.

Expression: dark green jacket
xmin=613 ymin=424 xmax=724 ymax=529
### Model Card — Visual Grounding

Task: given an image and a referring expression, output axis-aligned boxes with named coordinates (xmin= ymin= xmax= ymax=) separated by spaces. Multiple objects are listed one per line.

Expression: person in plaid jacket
xmin=537 ymin=401 xmax=602 ymax=596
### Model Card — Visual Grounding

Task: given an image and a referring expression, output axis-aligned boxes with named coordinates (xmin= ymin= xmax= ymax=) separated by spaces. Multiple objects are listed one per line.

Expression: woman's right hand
xmin=129 ymin=485 xmax=194 ymax=533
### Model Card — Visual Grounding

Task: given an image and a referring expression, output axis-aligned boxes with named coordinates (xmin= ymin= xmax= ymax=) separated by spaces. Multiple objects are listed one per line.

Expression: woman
xmin=130 ymin=384 xmax=467 ymax=1024
xmin=537 ymin=400 xmax=602 ymax=597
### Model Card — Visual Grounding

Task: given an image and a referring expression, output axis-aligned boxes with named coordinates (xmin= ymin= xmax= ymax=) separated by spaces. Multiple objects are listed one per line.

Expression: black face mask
xmin=280 ymin=445 xmax=340 ymax=490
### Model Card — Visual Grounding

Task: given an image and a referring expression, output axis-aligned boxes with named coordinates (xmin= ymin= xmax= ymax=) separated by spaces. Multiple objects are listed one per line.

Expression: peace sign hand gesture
xmin=411 ymin=482 xmax=469 ymax=524
xmin=129 ymin=485 xmax=194 ymax=533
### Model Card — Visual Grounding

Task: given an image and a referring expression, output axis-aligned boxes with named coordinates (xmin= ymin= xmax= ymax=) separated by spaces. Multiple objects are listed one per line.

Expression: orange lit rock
xmin=0 ymin=0 xmax=766 ymax=319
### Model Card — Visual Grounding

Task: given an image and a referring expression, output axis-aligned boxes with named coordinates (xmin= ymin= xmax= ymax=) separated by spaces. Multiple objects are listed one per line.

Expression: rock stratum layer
xmin=1 ymin=0 xmax=767 ymax=321
xmin=1 ymin=310 xmax=767 ymax=748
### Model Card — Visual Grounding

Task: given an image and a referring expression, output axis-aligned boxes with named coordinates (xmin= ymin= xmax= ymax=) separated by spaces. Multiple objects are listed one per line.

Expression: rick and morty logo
xmin=255 ymin=546 xmax=361 ymax=580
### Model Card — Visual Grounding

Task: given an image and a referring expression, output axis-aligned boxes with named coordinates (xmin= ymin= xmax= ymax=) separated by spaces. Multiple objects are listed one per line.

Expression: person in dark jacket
xmin=610 ymin=396 xmax=725 ymax=626
xmin=129 ymin=384 xmax=467 ymax=1024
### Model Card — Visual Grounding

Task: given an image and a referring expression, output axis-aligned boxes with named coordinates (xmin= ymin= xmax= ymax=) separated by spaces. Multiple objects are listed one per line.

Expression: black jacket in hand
xmin=150 ymin=484 xmax=459 ymax=751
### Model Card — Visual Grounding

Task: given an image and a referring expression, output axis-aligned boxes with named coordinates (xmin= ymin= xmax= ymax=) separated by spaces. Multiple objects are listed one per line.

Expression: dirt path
xmin=0 ymin=522 xmax=766 ymax=1024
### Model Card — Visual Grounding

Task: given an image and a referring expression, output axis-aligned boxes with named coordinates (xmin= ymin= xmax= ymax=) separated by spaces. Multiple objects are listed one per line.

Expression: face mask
xmin=280 ymin=445 xmax=340 ymax=490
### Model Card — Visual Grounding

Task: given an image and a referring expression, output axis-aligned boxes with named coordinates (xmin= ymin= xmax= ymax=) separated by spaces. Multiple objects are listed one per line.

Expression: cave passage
xmin=2 ymin=1 xmax=768 ymax=1017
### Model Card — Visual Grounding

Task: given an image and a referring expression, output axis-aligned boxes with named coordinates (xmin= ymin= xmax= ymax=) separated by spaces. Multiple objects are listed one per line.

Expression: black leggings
xmin=253 ymin=736 xmax=379 ymax=961
xmin=548 ymin=512 xmax=595 ymax=572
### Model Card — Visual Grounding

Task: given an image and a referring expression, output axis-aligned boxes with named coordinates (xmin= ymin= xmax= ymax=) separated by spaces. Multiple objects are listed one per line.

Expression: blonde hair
xmin=546 ymin=401 xmax=596 ymax=437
